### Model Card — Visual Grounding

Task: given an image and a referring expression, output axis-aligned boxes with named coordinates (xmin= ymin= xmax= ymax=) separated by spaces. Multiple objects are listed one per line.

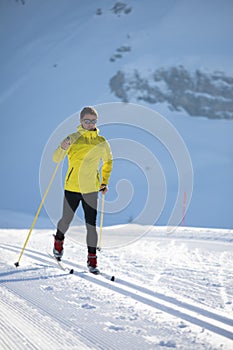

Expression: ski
xmin=86 ymin=269 xmax=115 ymax=281
xmin=47 ymin=253 xmax=115 ymax=281
xmin=47 ymin=253 xmax=74 ymax=274
xmin=100 ymin=272 xmax=115 ymax=281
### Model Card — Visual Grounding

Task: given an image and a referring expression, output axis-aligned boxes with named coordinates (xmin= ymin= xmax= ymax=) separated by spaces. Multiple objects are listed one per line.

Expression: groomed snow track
xmin=0 ymin=243 xmax=233 ymax=350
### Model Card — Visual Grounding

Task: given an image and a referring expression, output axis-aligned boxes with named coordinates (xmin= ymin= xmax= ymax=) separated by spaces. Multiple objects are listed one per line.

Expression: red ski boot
xmin=87 ymin=253 xmax=100 ymax=275
xmin=53 ymin=234 xmax=64 ymax=261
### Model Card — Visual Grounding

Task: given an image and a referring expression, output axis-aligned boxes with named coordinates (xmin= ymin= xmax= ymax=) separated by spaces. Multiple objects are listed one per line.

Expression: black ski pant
xmin=56 ymin=190 xmax=98 ymax=254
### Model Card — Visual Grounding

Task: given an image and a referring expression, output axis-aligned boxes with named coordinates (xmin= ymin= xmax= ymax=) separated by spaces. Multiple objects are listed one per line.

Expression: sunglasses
xmin=83 ymin=119 xmax=97 ymax=125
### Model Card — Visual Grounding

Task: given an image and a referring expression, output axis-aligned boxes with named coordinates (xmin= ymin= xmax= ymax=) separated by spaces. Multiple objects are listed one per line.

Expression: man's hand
xmin=61 ymin=136 xmax=71 ymax=150
xmin=100 ymin=184 xmax=108 ymax=195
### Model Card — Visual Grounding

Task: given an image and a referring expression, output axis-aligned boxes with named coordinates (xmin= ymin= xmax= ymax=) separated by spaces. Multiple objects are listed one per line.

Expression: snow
xmin=0 ymin=224 xmax=233 ymax=349
xmin=0 ymin=1 xmax=233 ymax=347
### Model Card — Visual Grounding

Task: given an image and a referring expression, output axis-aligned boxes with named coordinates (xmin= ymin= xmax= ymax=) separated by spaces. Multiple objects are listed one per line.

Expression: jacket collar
xmin=77 ymin=125 xmax=99 ymax=140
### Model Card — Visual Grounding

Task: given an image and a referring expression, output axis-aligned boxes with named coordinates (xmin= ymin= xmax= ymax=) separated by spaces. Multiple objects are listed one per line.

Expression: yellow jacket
xmin=53 ymin=125 xmax=113 ymax=193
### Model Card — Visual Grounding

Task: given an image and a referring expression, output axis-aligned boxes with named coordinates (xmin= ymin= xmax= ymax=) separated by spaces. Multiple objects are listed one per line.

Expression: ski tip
xmin=14 ymin=262 xmax=19 ymax=267
xmin=69 ymin=269 xmax=74 ymax=274
xmin=111 ymin=275 xmax=115 ymax=282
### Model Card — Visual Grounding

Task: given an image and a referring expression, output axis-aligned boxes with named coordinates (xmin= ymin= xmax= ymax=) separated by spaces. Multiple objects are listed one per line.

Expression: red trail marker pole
xmin=182 ymin=191 xmax=187 ymax=226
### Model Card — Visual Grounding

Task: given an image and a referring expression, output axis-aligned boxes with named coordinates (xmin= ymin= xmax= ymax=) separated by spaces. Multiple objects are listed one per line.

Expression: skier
xmin=52 ymin=106 xmax=113 ymax=274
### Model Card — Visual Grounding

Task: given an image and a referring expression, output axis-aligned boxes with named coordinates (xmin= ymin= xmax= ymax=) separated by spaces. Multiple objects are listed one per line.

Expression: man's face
xmin=80 ymin=114 xmax=98 ymax=130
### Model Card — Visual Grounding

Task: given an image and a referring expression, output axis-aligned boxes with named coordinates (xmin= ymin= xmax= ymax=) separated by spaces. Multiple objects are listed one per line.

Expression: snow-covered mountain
xmin=0 ymin=0 xmax=233 ymax=229
xmin=110 ymin=66 xmax=233 ymax=119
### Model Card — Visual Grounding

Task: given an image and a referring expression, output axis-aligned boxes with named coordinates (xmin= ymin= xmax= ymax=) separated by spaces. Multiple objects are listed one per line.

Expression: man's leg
xmin=82 ymin=192 xmax=99 ymax=272
xmin=54 ymin=190 xmax=81 ymax=258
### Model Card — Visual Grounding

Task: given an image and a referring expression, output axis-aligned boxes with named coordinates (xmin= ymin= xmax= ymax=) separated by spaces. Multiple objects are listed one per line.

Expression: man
xmin=52 ymin=106 xmax=113 ymax=274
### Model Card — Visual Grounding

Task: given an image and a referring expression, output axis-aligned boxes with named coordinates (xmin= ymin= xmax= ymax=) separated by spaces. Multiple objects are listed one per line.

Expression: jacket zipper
xmin=66 ymin=167 xmax=74 ymax=182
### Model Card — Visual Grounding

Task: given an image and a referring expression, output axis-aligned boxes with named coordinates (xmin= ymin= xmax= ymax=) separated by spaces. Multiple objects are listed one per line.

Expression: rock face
xmin=109 ymin=66 xmax=233 ymax=120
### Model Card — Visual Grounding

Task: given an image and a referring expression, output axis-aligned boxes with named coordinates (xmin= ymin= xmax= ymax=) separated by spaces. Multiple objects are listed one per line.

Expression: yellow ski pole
xmin=97 ymin=194 xmax=105 ymax=251
xmin=15 ymin=162 xmax=60 ymax=267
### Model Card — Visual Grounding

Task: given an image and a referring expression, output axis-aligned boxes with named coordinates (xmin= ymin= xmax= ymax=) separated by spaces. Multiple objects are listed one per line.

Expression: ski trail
xmin=1 ymin=243 xmax=233 ymax=343
xmin=68 ymin=263 xmax=233 ymax=340
xmin=0 ymin=298 xmax=37 ymax=350
xmin=0 ymin=288 xmax=88 ymax=350
xmin=1 ymin=284 xmax=116 ymax=350
xmin=0 ymin=271 xmax=117 ymax=349
xmin=0 ymin=244 xmax=155 ymax=350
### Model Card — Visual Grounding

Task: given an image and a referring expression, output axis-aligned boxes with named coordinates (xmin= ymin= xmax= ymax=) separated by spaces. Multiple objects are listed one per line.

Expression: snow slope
xmin=0 ymin=0 xmax=233 ymax=229
xmin=0 ymin=225 xmax=233 ymax=349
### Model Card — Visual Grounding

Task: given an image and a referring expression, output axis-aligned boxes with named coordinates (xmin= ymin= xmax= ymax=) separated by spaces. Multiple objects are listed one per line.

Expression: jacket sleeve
xmin=52 ymin=145 xmax=67 ymax=163
xmin=101 ymin=141 xmax=113 ymax=185
xmin=52 ymin=133 xmax=78 ymax=163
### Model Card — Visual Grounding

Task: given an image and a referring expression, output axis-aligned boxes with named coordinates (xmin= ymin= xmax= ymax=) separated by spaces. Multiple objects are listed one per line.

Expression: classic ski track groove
xmin=2 ymin=285 xmax=113 ymax=350
xmin=0 ymin=301 xmax=37 ymax=350
xmin=0 ymin=291 xmax=69 ymax=350
xmin=1 ymin=243 xmax=233 ymax=342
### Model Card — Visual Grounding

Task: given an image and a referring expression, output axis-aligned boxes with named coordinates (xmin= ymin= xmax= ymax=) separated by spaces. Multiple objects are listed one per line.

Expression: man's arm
xmin=52 ymin=136 xmax=71 ymax=163
xmin=52 ymin=132 xmax=80 ymax=163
